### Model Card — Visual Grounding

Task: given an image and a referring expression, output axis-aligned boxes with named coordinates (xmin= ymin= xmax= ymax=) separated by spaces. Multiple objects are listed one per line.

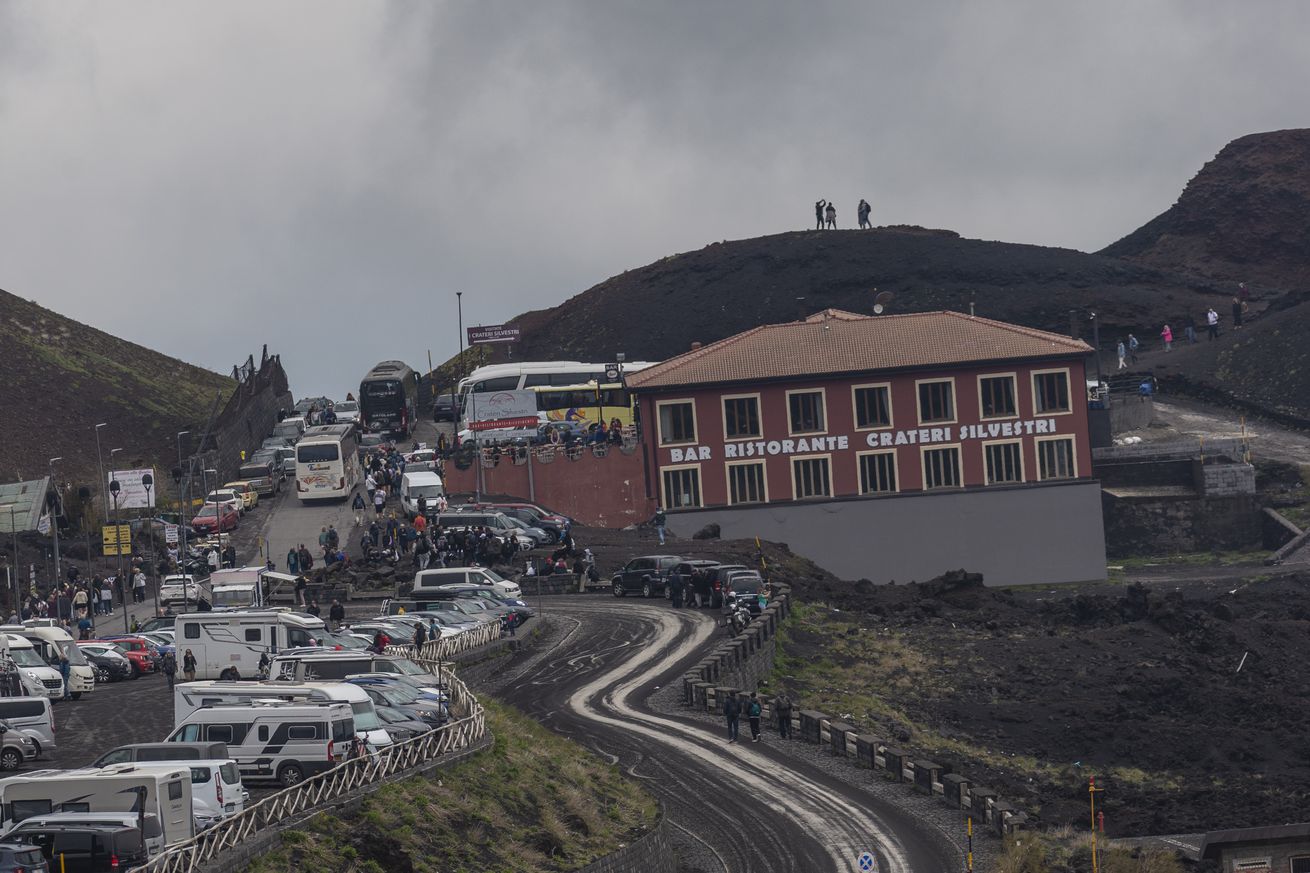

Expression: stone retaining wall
xmin=575 ymin=809 xmax=677 ymax=873
xmin=682 ymin=583 xmax=1028 ymax=839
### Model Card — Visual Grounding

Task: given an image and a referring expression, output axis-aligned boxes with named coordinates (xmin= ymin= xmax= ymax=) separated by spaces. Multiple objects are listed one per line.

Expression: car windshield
xmin=378 ymin=686 xmax=417 ymax=706
xmin=393 ymin=660 xmax=426 ymax=676
xmin=351 ymin=702 xmax=380 ymax=730
xmin=480 ymin=569 xmax=507 ymax=583
xmin=57 ymin=640 xmax=89 ymax=666
xmin=336 ymin=402 xmax=358 ymax=413
xmin=9 ymin=648 xmax=46 ymax=668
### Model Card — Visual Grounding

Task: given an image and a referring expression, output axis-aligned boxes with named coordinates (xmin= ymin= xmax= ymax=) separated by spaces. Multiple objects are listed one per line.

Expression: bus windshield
xmin=363 ymin=380 xmax=402 ymax=398
xmin=297 ymin=444 xmax=339 ymax=463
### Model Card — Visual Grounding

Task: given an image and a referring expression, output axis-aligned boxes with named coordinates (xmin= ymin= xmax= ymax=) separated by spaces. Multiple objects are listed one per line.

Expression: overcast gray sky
xmin=2 ymin=1 xmax=1307 ymax=397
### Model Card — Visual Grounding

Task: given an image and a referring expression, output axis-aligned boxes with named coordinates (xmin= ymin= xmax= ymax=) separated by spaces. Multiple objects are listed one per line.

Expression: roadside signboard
xmin=102 ymin=524 xmax=132 ymax=556
xmin=466 ymin=324 xmax=521 ymax=345
xmin=467 ymin=390 xmax=538 ymax=433
xmin=604 ymin=363 xmax=621 ymax=382
xmin=107 ymin=469 xmax=157 ymax=509
xmin=164 ymin=524 xmax=179 ymax=545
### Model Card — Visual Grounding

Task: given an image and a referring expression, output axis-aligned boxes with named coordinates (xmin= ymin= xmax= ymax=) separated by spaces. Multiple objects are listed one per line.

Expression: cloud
xmin=2 ymin=1 xmax=1309 ymax=396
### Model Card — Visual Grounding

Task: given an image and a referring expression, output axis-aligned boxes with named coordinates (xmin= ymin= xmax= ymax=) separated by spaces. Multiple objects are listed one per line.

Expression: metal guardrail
xmin=135 ymin=652 xmax=487 ymax=872
xmin=384 ymin=617 xmax=504 ymax=662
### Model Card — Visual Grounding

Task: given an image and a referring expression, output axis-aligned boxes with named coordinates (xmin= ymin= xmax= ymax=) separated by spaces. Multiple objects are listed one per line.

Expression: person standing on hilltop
xmin=1206 ymin=307 xmax=1220 ymax=340
xmin=1160 ymin=323 xmax=1173 ymax=352
xmin=825 ymin=201 xmax=836 ymax=229
xmin=814 ymin=199 xmax=826 ymax=230
xmin=857 ymin=199 xmax=871 ymax=229
xmin=1232 ymin=296 xmax=1245 ymax=330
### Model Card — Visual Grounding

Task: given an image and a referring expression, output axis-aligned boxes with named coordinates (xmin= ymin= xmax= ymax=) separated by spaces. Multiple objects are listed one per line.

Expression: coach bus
xmin=295 ymin=424 xmax=360 ymax=501
xmin=456 ymin=361 xmax=652 ymax=427
xmin=359 ymin=360 xmax=418 ymax=436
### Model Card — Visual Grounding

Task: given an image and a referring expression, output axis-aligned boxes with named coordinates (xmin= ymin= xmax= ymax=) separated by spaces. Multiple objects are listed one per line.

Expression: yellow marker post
xmin=1089 ymin=776 xmax=1104 ymax=873
xmin=966 ymin=815 xmax=973 ymax=872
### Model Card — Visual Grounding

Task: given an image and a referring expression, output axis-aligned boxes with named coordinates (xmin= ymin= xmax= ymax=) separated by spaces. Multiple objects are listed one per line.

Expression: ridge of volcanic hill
xmin=1101 ymin=128 xmax=1310 ymax=291
xmin=500 ymin=227 xmax=1234 ymax=366
xmin=0 ymin=287 xmax=235 ymax=498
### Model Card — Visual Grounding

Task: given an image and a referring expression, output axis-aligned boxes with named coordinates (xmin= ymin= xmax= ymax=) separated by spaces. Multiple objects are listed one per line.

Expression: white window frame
xmin=789 ymin=453 xmax=833 ymax=500
xmin=855 ymin=449 xmax=899 ymax=495
xmin=851 ymin=382 xmax=894 ymax=432
xmin=785 ymin=388 xmax=829 ymax=437
xmin=721 ymin=393 xmax=763 ymax=442
xmin=981 ymin=438 xmax=1025 ymax=485
xmin=656 ymin=398 xmax=699 ymax=446
xmin=725 ymin=459 xmax=769 ymax=505
xmin=915 ymin=377 xmax=957 ymax=426
xmin=976 ymin=372 xmax=1020 ymax=421
xmin=1034 ymin=435 xmax=1078 ymax=481
xmin=1031 ymin=367 xmax=1074 ymax=416
xmin=920 ymin=444 xmax=963 ymax=490
xmin=660 ymin=463 xmax=703 ymax=509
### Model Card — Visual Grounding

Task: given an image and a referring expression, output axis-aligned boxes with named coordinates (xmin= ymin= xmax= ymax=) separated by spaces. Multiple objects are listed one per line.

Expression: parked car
xmin=432 ymin=394 xmax=458 ymax=422
xmin=611 ymin=555 xmax=681 ymax=598
xmin=722 ymin=570 xmax=766 ymax=614
xmin=0 ymin=841 xmax=48 ymax=872
xmin=357 ymin=433 xmax=387 ymax=460
xmin=0 ymin=722 xmax=39 ymax=770
xmin=6 ymin=823 xmax=148 ymax=870
xmin=260 ymin=437 xmax=296 ymax=452
xmin=75 ymin=642 xmax=134 ymax=683
xmin=159 ymin=575 xmax=205 ymax=607
xmin=95 ymin=637 xmax=157 ymax=676
xmin=502 ymin=516 xmax=549 ymax=547
xmin=704 ymin=564 xmax=750 ymax=609
xmin=204 ymin=489 xmax=244 ymax=516
xmin=374 ymin=706 xmax=432 ymax=741
xmin=666 ymin=559 xmax=722 ymax=601
xmin=138 ymin=632 xmax=177 ymax=660
xmin=333 ymin=400 xmax=361 ymax=424
xmin=191 ymin=505 xmax=238 ymax=534
xmin=236 ymin=460 xmax=281 ymax=497
xmin=251 ymin=447 xmax=292 ymax=478
xmin=222 ymin=481 xmax=258 ymax=511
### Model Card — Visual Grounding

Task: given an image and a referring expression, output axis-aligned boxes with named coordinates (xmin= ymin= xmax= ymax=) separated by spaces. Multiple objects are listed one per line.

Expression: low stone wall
xmin=682 ymin=583 xmax=1028 ymax=839
xmin=575 ymin=809 xmax=677 ymax=873
xmin=1102 ymin=491 xmax=1262 ymax=557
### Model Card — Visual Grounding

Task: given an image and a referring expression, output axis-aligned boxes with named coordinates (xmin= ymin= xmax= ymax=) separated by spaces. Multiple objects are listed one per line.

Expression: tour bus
xmin=173 ymin=681 xmax=392 ymax=749
xmin=359 ymin=361 xmax=418 ymax=436
xmin=7 ymin=621 xmax=95 ymax=698
xmin=534 ymin=382 xmax=637 ymax=430
xmin=174 ymin=611 xmax=327 ymax=679
xmin=456 ymin=361 xmax=653 ymax=427
xmin=0 ymin=764 xmax=195 ymax=848
xmin=295 ymin=424 xmax=361 ymax=501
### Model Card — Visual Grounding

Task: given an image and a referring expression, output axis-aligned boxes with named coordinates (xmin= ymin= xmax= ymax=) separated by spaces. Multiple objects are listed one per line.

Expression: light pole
xmin=202 ymin=468 xmax=221 ymax=570
xmin=176 ymin=432 xmax=190 ymax=569
xmin=109 ymin=478 xmax=127 ymax=632
xmin=142 ymin=473 xmax=156 ymax=617
xmin=93 ymin=423 xmax=109 ymax=517
xmin=0 ymin=504 xmax=18 ymax=616
xmin=48 ymin=458 xmax=62 ymax=584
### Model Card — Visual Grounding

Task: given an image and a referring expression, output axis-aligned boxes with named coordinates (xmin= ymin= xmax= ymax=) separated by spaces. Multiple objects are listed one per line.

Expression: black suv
xmin=8 ymin=824 xmax=146 ymax=872
xmin=611 ymin=556 xmax=681 ymax=598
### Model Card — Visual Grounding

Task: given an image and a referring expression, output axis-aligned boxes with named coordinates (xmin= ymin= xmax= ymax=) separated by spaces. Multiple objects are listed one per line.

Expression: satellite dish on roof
xmin=873 ymin=290 xmax=894 ymax=315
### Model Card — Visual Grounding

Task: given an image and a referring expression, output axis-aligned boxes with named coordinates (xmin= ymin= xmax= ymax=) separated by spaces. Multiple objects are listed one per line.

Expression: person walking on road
xmin=724 ymin=694 xmax=742 ymax=744
xmin=774 ymin=692 xmax=793 ymax=738
xmin=1127 ymin=334 xmax=1139 ymax=364
xmin=373 ymin=487 xmax=387 ymax=519
xmin=329 ymin=599 xmax=345 ymax=629
xmin=58 ymin=655 xmax=71 ymax=700
xmin=183 ymin=649 xmax=197 ymax=682
xmin=1207 ymin=307 xmax=1220 ymax=340
xmin=286 ymin=548 xmax=299 ymax=575
xmin=1116 ymin=340 xmax=1127 ymax=370
xmin=652 ymin=507 xmax=667 ymax=546
xmin=352 ymin=491 xmax=366 ymax=526
xmin=814 ymin=199 xmax=826 ymax=230
xmin=161 ymin=650 xmax=177 ymax=690
xmin=747 ymin=692 xmax=763 ymax=743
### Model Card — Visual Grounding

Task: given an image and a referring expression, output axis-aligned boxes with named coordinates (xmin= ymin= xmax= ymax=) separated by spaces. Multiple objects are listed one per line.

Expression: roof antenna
xmin=969 ymin=291 xmax=976 ymax=317
xmin=872 ymin=289 xmax=894 ymax=315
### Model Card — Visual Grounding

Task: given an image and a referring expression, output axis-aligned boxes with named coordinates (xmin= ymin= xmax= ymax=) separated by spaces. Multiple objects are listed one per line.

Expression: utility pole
xmin=109 ymin=478 xmax=126 ymax=633
xmin=93 ymin=423 xmax=109 ymax=517
xmin=48 ymin=457 xmax=62 ymax=584
xmin=176 ymin=432 xmax=190 ymax=577
xmin=142 ymin=473 xmax=156 ymax=618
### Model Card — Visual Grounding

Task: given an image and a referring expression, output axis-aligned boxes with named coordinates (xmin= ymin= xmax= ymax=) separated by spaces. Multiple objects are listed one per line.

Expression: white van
xmin=0 ymin=634 xmax=64 ymax=701
xmin=413 ymin=567 xmax=521 ymax=599
xmin=175 ymin=610 xmax=326 ymax=679
xmin=173 ymin=681 xmax=392 ymax=750
xmin=7 ymin=621 xmax=95 ymax=698
xmin=272 ymin=417 xmax=306 ymax=443
xmin=0 ymin=697 xmax=55 ymax=758
xmin=400 ymin=471 xmax=445 ymax=520
xmin=166 ymin=701 xmax=354 ymax=787
xmin=206 ymin=566 xmax=271 ymax=611
xmin=127 ymin=761 xmax=246 ymax=831
xmin=267 ymin=651 xmax=408 ymax=683
xmin=0 ymin=765 xmax=195 ymax=848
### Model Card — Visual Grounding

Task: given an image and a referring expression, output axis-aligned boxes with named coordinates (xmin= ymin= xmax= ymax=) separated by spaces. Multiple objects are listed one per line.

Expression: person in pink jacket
xmin=1161 ymin=324 xmax=1173 ymax=352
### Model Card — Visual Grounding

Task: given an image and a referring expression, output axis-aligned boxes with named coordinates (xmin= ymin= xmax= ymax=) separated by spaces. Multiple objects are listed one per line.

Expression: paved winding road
xmin=500 ymin=599 xmax=960 ymax=873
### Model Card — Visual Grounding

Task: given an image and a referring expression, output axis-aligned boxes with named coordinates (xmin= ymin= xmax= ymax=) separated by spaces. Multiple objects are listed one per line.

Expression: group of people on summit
xmin=813 ymin=198 xmax=874 ymax=230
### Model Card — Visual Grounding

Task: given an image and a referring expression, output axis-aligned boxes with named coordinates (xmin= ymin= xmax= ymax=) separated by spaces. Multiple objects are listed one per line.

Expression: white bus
xmin=295 ymin=424 xmax=360 ymax=501
xmin=456 ymin=361 xmax=653 ymax=430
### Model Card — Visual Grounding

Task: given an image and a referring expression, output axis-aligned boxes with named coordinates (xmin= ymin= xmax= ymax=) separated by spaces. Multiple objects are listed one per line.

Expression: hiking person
xmin=774 ymin=692 xmax=793 ymax=738
xmin=748 ymin=693 xmax=763 ymax=742
xmin=1116 ymin=340 xmax=1127 ymax=370
xmin=373 ymin=487 xmax=387 ymax=518
xmin=413 ymin=622 xmax=427 ymax=651
xmin=1127 ymin=334 xmax=1139 ymax=364
xmin=652 ymin=507 xmax=667 ymax=546
xmin=1232 ymin=296 xmax=1244 ymax=329
xmin=58 ymin=655 xmax=71 ymax=700
xmin=287 ymin=548 xmax=299 ymax=574
xmin=1184 ymin=314 xmax=1198 ymax=344
xmin=1207 ymin=307 xmax=1220 ymax=340
xmin=814 ymin=199 xmax=826 ymax=230
xmin=329 ymin=599 xmax=345 ymax=628
xmin=161 ymin=650 xmax=177 ymax=690
xmin=724 ymin=693 xmax=742 ymax=744
xmin=183 ymin=649 xmax=197 ymax=682
xmin=1160 ymin=324 xmax=1173 ymax=352
xmin=352 ymin=491 xmax=366 ymax=526
xmin=294 ymin=574 xmax=308 ymax=607
xmin=825 ymin=201 xmax=836 ymax=229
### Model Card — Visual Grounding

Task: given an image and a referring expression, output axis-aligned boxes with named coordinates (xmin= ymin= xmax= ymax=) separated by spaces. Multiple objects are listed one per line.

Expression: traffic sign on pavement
xmin=857 ymin=852 xmax=876 ymax=872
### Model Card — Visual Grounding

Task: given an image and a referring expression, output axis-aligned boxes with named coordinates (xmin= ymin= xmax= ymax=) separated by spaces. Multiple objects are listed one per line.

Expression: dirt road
xmin=495 ymin=599 xmax=961 ymax=873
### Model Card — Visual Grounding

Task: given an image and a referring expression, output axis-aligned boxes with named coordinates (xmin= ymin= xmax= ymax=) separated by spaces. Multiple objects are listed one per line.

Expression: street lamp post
xmin=109 ymin=478 xmax=127 ymax=633
xmin=0 ymin=504 xmax=18 ymax=616
xmin=201 ymin=468 xmax=222 ymax=571
xmin=176 ymin=432 xmax=190 ymax=572
xmin=93 ymin=423 xmax=109 ymax=517
xmin=48 ymin=457 xmax=62 ymax=584
xmin=142 ymin=473 xmax=156 ymax=618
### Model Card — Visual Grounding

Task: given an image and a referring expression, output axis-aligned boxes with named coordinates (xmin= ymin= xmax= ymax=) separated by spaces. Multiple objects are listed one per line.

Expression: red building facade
xmin=628 ymin=310 xmax=1093 ymax=512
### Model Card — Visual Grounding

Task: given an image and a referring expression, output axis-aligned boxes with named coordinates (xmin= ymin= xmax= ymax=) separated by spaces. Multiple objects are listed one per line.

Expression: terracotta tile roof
xmin=626 ymin=309 xmax=1092 ymax=390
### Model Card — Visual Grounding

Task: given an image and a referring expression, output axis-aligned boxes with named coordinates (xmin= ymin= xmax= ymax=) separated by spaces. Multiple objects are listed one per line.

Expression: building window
xmin=722 ymin=395 xmax=761 ymax=440
xmin=852 ymin=384 xmax=892 ymax=430
xmin=661 ymin=466 xmax=702 ymax=508
xmin=979 ymin=375 xmax=1017 ymax=419
xmin=727 ymin=461 xmax=768 ymax=505
xmin=791 ymin=456 xmax=832 ymax=500
xmin=917 ymin=379 xmax=955 ymax=424
xmin=787 ymin=390 xmax=827 ymax=435
xmin=857 ymin=451 xmax=898 ymax=494
xmin=657 ymin=401 xmax=696 ymax=445
xmin=1033 ymin=370 xmax=1071 ymax=414
xmin=983 ymin=441 xmax=1023 ymax=484
xmin=1037 ymin=437 xmax=1076 ymax=480
xmin=1290 ymin=857 xmax=1310 ymax=873
xmin=922 ymin=446 xmax=961 ymax=489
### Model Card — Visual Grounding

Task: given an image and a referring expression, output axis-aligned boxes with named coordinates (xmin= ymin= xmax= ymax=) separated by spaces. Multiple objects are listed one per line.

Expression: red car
xmin=192 ymin=504 xmax=239 ymax=534
xmin=96 ymin=636 xmax=159 ymax=676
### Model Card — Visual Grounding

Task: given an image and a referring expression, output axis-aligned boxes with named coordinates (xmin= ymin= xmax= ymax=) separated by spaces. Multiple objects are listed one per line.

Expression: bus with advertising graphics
xmin=294 ymin=424 xmax=360 ymax=501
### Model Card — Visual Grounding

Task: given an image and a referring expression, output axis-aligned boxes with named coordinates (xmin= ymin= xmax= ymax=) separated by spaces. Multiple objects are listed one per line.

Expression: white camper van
xmin=174 ymin=611 xmax=327 ymax=679
xmin=4 ymin=621 xmax=95 ymax=698
xmin=174 ymin=680 xmax=392 ymax=750
xmin=0 ymin=765 xmax=195 ymax=848
xmin=127 ymin=761 xmax=247 ymax=831
xmin=206 ymin=566 xmax=271 ymax=611
xmin=0 ymin=634 xmax=64 ymax=701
